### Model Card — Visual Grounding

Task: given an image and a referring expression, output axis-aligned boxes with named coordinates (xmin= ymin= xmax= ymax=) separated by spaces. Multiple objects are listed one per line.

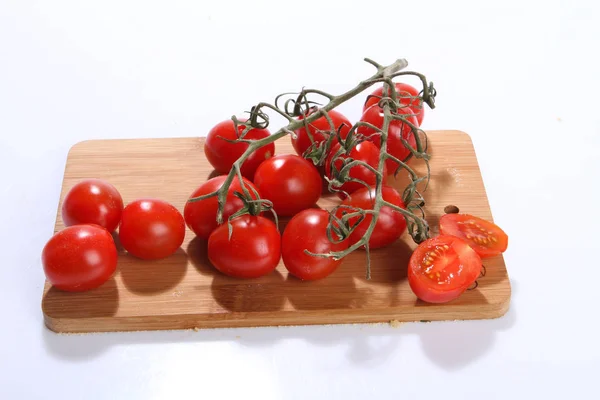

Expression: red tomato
xmin=61 ymin=179 xmax=123 ymax=232
xmin=439 ymin=214 xmax=508 ymax=258
xmin=208 ymin=215 xmax=280 ymax=279
xmin=363 ymin=82 xmax=425 ymax=126
xmin=358 ymin=104 xmax=418 ymax=172
xmin=119 ymin=199 xmax=185 ymax=260
xmin=338 ymin=186 xmax=407 ymax=249
xmin=253 ymin=154 xmax=322 ymax=217
xmin=204 ymin=119 xmax=274 ymax=179
xmin=282 ymin=209 xmax=349 ymax=280
xmin=184 ymin=176 xmax=261 ymax=239
xmin=408 ymin=235 xmax=482 ymax=303
xmin=42 ymin=224 xmax=117 ymax=292
xmin=292 ymin=108 xmax=352 ymax=157
xmin=325 ymin=141 xmax=387 ymax=198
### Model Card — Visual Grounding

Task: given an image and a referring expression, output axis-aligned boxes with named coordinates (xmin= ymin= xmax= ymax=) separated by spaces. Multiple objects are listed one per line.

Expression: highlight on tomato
xmin=363 ymin=82 xmax=425 ymax=126
xmin=204 ymin=119 xmax=274 ymax=180
xmin=338 ymin=186 xmax=407 ymax=249
xmin=42 ymin=224 xmax=118 ymax=292
xmin=292 ymin=108 xmax=352 ymax=158
xmin=408 ymin=235 xmax=482 ymax=303
xmin=119 ymin=199 xmax=186 ymax=260
xmin=184 ymin=176 xmax=261 ymax=239
xmin=253 ymin=154 xmax=322 ymax=217
xmin=439 ymin=213 xmax=508 ymax=258
xmin=61 ymin=178 xmax=124 ymax=232
xmin=208 ymin=215 xmax=281 ymax=279
xmin=325 ymin=141 xmax=387 ymax=198
xmin=282 ymin=209 xmax=349 ymax=280
xmin=358 ymin=104 xmax=418 ymax=172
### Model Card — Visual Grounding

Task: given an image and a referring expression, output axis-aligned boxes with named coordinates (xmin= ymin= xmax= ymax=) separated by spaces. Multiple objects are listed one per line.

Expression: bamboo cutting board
xmin=42 ymin=130 xmax=511 ymax=333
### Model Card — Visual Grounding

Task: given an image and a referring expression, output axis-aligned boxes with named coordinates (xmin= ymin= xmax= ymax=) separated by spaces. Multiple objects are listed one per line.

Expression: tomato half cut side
xmin=439 ymin=213 xmax=508 ymax=258
xmin=408 ymin=235 xmax=482 ymax=303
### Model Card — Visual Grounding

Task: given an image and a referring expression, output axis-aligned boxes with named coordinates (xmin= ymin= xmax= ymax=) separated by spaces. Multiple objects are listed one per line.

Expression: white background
xmin=1 ymin=0 xmax=599 ymax=398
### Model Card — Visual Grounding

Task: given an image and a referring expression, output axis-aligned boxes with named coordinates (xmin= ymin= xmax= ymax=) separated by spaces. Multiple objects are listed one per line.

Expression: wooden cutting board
xmin=42 ymin=130 xmax=511 ymax=333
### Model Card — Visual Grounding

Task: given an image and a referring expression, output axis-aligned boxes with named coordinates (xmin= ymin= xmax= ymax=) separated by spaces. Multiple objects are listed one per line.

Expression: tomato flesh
xmin=42 ymin=224 xmax=118 ymax=292
xmin=408 ymin=235 xmax=482 ymax=303
xmin=282 ymin=209 xmax=349 ymax=280
xmin=208 ymin=215 xmax=281 ymax=279
xmin=439 ymin=214 xmax=508 ymax=258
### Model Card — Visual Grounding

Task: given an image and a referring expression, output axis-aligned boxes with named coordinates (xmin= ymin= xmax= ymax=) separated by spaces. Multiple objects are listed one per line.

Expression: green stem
xmin=189 ymin=58 xmax=409 ymax=214
xmin=188 ymin=57 xmax=434 ymax=279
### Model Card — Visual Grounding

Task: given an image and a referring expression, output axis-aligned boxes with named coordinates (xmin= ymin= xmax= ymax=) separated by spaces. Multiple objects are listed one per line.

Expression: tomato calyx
xmin=299 ymin=209 xmax=350 ymax=261
xmin=329 ymin=204 xmax=368 ymax=240
xmin=301 ymin=129 xmax=338 ymax=167
xmin=324 ymin=131 xmax=384 ymax=198
xmin=227 ymin=188 xmax=279 ymax=240
xmin=295 ymin=106 xmax=350 ymax=167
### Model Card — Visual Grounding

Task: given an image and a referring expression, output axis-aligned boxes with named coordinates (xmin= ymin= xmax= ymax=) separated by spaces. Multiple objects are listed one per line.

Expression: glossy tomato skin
xmin=292 ymin=108 xmax=352 ymax=157
xmin=119 ymin=199 xmax=185 ymax=260
xmin=208 ymin=215 xmax=280 ymax=279
xmin=325 ymin=141 xmax=387 ymax=198
xmin=184 ymin=176 xmax=261 ymax=239
xmin=363 ymin=83 xmax=425 ymax=126
xmin=282 ymin=209 xmax=349 ymax=280
xmin=339 ymin=186 xmax=407 ymax=249
xmin=358 ymin=105 xmax=418 ymax=172
xmin=42 ymin=224 xmax=117 ymax=292
xmin=408 ymin=235 xmax=482 ymax=303
xmin=204 ymin=119 xmax=274 ymax=180
xmin=439 ymin=214 xmax=508 ymax=258
xmin=61 ymin=179 xmax=123 ymax=232
xmin=254 ymin=154 xmax=322 ymax=217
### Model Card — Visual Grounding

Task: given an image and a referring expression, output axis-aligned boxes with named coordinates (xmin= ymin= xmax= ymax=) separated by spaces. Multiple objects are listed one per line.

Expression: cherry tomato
xmin=208 ymin=215 xmax=280 ymax=279
xmin=42 ymin=224 xmax=117 ymax=292
xmin=408 ymin=235 xmax=482 ymax=303
xmin=119 ymin=199 xmax=185 ymax=260
xmin=254 ymin=154 xmax=322 ymax=217
xmin=325 ymin=141 xmax=387 ymax=198
xmin=358 ymin=104 xmax=418 ymax=172
xmin=338 ymin=186 xmax=407 ymax=249
xmin=184 ymin=176 xmax=261 ymax=239
xmin=439 ymin=213 xmax=508 ymax=258
xmin=282 ymin=209 xmax=349 ymax=280
xmin=292 ymin=108 xmax=352 ymax=157
xmin=363 ymin=82 xmax=425 ymax=126
xmin=61 ymin=179 xmax=123 ymax=232
xmin=204 ymin=119 xmax=274 ymax=179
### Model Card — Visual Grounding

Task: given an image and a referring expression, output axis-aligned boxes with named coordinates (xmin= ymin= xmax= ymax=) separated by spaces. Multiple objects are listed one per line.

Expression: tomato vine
xmin=189 ymin=57 xmax=436 ymax=279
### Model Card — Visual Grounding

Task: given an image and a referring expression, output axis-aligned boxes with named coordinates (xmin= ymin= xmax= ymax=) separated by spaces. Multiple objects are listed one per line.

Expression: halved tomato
xmin=408 ymin=235 xmax=482 ymax=303
xmin=439 ymin=214 xmax=508 ymax=258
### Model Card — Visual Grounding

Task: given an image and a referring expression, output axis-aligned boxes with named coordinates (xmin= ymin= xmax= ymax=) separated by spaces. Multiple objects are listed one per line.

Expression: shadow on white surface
xmin=409 ymin=304 xmax=516 ymax=370
xmin=42 ymin=281 xmax=517 ymax=370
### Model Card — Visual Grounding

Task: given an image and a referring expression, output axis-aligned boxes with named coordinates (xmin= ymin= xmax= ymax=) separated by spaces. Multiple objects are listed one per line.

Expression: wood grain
xmin=42 ymin=130 xmax=511 ymax=333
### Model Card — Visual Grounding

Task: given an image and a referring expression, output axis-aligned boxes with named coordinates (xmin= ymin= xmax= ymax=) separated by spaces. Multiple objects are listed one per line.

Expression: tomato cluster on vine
xmin=41 ymin=68 xmax=509 ymax=306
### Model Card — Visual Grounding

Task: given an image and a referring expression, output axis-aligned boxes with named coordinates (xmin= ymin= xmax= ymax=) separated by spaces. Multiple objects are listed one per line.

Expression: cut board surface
xmin=42 ymin=130 xmax=510 ymax=333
